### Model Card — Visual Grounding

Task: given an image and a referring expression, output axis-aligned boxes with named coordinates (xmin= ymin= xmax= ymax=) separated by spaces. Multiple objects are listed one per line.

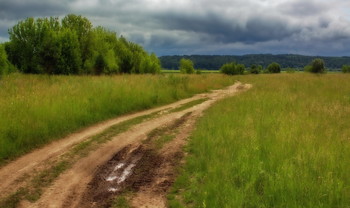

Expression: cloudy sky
xmin=1 ymin=0 xmax=350 ymax=56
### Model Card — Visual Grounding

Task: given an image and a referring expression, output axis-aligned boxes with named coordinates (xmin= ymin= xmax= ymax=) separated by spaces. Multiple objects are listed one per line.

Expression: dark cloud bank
xmin=1 ymin=0 xmax=350 ymax=56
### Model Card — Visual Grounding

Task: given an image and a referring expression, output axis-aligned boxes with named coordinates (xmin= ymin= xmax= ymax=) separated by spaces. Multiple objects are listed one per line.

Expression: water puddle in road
xmin=106 ymin=156 xmax=142 ymax=192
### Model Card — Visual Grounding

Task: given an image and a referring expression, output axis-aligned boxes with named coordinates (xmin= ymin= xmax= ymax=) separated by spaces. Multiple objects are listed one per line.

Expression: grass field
xmin=0 ymin=73 xmax=235 ymax=165
xmin=170 ymin=74 xmax=350 ymax=207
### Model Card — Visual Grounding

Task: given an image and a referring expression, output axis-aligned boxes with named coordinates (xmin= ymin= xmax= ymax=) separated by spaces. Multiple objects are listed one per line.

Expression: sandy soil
xmin=0 ymin=82 xmax=251 ymax=208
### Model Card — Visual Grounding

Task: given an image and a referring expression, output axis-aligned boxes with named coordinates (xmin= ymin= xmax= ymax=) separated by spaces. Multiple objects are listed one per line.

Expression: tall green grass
xmin=0 ymin=73 xmax=235 ymax=164
xmin=171 ymin=74 xmax=350 ymax=208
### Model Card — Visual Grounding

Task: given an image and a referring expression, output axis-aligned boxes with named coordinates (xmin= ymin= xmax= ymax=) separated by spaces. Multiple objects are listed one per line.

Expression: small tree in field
xmin=220 ymin=63 xmax=235 ymax=75
xmin=305 ymin=58 xmax=326 ymax=73
xmin=179 ymin=58 xmax=195 ymax=74
xmin=267 ymin=62 xmax=281 ymax=73
xmin=342 ymin=65 xmax=350 ymax=73
xmin=236 ymin=64 xmax=245 ymax=74
xmin=220 ymin=62 xmax=245 ymax=75
xmin=250 ymin=64 xmax=262 ymax=74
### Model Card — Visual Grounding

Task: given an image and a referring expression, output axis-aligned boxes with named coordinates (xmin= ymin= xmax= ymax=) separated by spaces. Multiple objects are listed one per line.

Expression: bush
xmin=305 ymin=58 xmax=326 ymax=73
xmin=236 ymin=64 xmax=246 ymax=74
xmin=267 ymin=62 xmax=281 ymax=73
xmin=0 ymin=44 xmax=8 ymax=75
xmin=342 ymin=65 xmax=350 ymax=73
xmin=220 ymin=62 xmax=245 ymax=75
xmin=179 ymin=58 xmax=195 ymax=74
xmin=250 ymin=64 xmax=262 ymax=74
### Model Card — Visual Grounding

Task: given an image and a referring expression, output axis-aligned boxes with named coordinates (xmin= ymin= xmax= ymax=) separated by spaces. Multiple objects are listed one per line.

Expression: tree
xmin=179 ymin=58 xmax=195 ymax=74
xmin=8 ymin=17 xmax=40 ymax=73
xmin=57 ymin=29 xmax=82 ymax=74
xmin=342 ymin=65 xmax=350 ymax=73
xmin=305 ymin=58 xmax=326 ymax=73
xmin=236 ymin=64 xmax=245 ymax=74
xmin=250 ymin=64 xmax=262 ymax=74
xmin=267 ymin=62 xmax=281 ymax=73
xmin=6 ymin=15 xmax=162 ymax=75
xmin=94 ymin=54 xmax=106 ymax=75
xmin=220 ymin=63 xmax=235 ymax=75
xmin=220 ymin=62 xmax=244 ymax=75
xmin=39 ymin=29 xmax=61 ymax=74
xmin=62 ymin=14 xmax=92 ymax=65
xmin=0 ymin=44 xmax=8 ymax=75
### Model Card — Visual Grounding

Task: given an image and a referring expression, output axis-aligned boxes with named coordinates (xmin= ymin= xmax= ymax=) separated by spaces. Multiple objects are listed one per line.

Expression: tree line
xmin=1 ymin=14 xmax=161 ymax=75
xmin=160 ymin=55 xmax=350 ymax=70
xmin=179 ymin=58 xmax=347 ymax=75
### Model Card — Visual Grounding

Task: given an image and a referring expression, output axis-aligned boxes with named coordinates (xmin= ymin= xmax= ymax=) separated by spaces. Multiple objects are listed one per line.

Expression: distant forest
xmin=160 ymin=54 xmax=350 ymax=70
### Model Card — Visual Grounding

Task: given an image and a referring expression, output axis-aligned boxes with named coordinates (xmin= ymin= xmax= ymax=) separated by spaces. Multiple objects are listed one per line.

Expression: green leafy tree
xmin=342 ymin=65 xmax=350 ymax=73
xmin=305 ymin=58 xmax=326 ymax=73
xmin=6 ymin=15 xmax=162 ymax=75
xmin=236 ymin=64 xmax=245 ymax=74
xmin=94 ymin=54 xmax=106 ymax=75
xmin=8 ymin=17 xmax=40 ymax=73
xmin=221 ymin=63 xmax=234 ymax=75
xmin=220 ymin=63 xmax=245 ymax=75
xmin=179 ymin=58 xmax=195 ymax=74
xmin=267 ymin=62 xmax=281 ymax=73
xmin=62 ymin=14 xmax=92 ymax=65
xmin=57 ymin=29 xmax=82 ymax=74
xmin=39 ymin=29 xmax=61 ymax=74
xmin=0 ymin=44 xmax=9 ymax=75
xmin=250 ymin=64 xmax=262 ymax=74
xmin=104 ymin=49 xmax=119 ymax=74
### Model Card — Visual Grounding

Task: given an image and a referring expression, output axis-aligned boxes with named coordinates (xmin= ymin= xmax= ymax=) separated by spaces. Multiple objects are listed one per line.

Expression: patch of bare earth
xmin=0 ymin=82 xmax=251 ymax=208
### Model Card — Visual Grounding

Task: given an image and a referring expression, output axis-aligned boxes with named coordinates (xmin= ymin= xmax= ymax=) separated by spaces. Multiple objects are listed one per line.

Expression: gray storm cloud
xmin=0 ymin=0 xmax=350 ymax=55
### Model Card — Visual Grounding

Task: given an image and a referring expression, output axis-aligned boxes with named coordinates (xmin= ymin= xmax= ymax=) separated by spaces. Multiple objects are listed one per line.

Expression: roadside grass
xmin=170 ymin=74 xmax=350 ymax=207
xmin=0 ymin=73 xmax=234 ymax=165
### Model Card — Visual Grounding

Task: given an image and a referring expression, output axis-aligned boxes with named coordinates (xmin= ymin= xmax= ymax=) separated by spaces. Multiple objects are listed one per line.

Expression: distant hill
xmin=159 ymin=54 xmax=350 ymax=70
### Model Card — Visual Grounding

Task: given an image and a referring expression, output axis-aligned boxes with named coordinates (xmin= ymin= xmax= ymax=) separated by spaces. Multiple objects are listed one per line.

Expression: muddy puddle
xmin=81 ymin=114 xmax=192 ymax=208
xmin=81 ymin=144 xmax=163 ymax=207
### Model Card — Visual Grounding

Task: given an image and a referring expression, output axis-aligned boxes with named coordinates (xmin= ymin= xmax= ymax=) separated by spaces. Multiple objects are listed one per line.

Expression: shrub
xmin=220 ymin=63 xmax=235 ymax=75
xmin=250 ymin=64 xmax=262 ymax=74
xmin=236 ymin=64 xmax=246 ymax=74
xmin=342 ymin=65 xmax=350 ymax=73
xmin=305 ymin=58 xmax=326 ymax=73
xmin=267 ymin=62 xmax=281 ymax=73
xmin=220 ymin=63 xmax=245 ymax=75
xmin=179 ymin=58 xmax=195 ymax=74
xmin=0 ymin=44 xmax=8 ymax=75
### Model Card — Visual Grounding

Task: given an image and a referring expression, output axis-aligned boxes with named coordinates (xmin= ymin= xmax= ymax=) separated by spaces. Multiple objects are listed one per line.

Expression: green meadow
xmin=0 ymin=73 xmax=234 ymax=165
xmin=170 ymin=74 xmax=350 ymax=208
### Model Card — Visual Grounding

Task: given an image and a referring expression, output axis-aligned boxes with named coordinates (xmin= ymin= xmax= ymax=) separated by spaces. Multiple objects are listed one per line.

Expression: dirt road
xmin=0 ymin=82 xmax=251 ymax=208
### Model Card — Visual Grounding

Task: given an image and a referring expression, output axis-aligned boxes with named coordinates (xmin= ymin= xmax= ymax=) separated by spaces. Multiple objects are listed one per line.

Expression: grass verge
xmin=170 ymin=74 xmax=350 ymax=207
